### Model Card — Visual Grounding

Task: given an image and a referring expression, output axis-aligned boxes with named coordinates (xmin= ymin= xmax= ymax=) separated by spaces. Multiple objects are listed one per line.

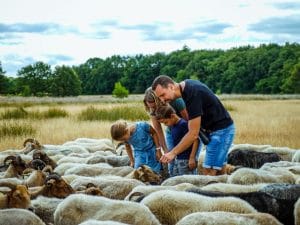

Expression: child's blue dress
xmin=128 ymin=122 xmax=161 ymax=173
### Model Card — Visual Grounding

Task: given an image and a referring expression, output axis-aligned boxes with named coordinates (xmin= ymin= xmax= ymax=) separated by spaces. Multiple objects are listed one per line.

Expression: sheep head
xmin=33 ymin=150 xmax=57 ymax=169
xmin=22 ymin=138 xmax=42 ymax=154
xmin=0 ymin=182 xmax=31 ymax=209
xmin=4 ymin=155 xmax=28 ymax=175
xmin=43 ymin=173 xmax=75 ymax=198
xmin=133 ymin=165 xmax=162 ymax=184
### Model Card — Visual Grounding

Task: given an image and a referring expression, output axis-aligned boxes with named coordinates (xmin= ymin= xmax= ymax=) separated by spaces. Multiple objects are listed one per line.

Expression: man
xmin=152 ymin=75 xmax=235 ymax=176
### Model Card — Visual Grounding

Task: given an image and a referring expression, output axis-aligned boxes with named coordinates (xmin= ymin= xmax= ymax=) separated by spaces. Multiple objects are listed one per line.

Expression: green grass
xmin=78 ymin=105 xmax=149 ymax=121
xmin=0 ymin=121 xmax=36 ymax=137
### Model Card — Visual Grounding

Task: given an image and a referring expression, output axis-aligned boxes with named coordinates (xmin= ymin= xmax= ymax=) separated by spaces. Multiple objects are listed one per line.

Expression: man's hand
xmin=160 ymin=151 xmax=176 ymax=163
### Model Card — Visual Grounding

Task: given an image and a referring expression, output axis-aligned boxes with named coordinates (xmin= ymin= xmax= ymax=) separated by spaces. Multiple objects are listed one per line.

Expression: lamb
xmin=71 ymin=176 xmax=145 ymax=200
xmin=0 ymin=208 xmax=46 ymax=225
xmin=176 ymin=211 xmax=283 ymax=225
xmin=53 ymin=194 xmax=161 ymax=225
xmin=125 ymin=165 xmax=162 ymax=184
xmin=186 ymin=186 xmax=298 ymax=225
xmin=161 ymin=174 xmax=228 ymax=187
xmin=227 ymin=149 xmax=281 ymax=168
xmin=140 ymin=190 xmax=257 ymax=225
xmin=228 ymin=167 xmax=296 ymax=184
xmin=0 ymin=182 xmax=31 ymax=209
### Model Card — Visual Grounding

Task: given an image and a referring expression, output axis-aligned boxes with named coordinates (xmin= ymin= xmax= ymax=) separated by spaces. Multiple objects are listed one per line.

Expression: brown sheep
xmin=22 ymin=138 xmax=42 ymax=154
xmin=0 ymin=182 xmax=31 ymax=209
xmin=125 ymin=164 xmax=162 ymax=184
xmin=1 ymin=155 xmax=28 ymax=178
xmin=32 ymin=150 xmax=57 ymax=169
xmin=30 ymin=173 xmax=74 ymax=199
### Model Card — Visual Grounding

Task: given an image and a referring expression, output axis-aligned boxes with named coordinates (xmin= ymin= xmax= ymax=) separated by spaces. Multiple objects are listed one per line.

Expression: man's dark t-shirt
xmin=181 ymin=79 xmax=233 ymax=132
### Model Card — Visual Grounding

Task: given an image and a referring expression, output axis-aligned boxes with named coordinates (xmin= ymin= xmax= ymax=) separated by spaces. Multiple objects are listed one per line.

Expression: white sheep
xmin=161 ymin=174 xmax=228 ymax=187
xmin=141 ymin=190 xmax=257 ymax=225
xmin=53 ymin=194 xmax=161 ymax=225
xmin=201 ymin=183 xmax=268 ymax=193
xmin=176 ymin=211 xmax=283 ymax=225
xmin=54 ymin=162 xmax=112 ymax=175
xmin=31 ymin=195 xmax=63 ymax=225
xmin=64 ymin=165 xmax=133 ymax=177
xmin=0 ymin=208 xmax=46 ymax=225
xmin=63 ymin=138 xmax=116 ymax=153
xmin=292 ymin=150 xmax=300 ymax=162
xmin=228 ymin=167 xmax=296 ymax=185
xmin=295 ymin=198 xmax=300 ymax=225
xmin=70 ymin=176 xmax=145 ymax=200
xmin=79 ymin=220 xmax=130 ymax=225
xmin=125 ymin=183 xmax=197 ymax=202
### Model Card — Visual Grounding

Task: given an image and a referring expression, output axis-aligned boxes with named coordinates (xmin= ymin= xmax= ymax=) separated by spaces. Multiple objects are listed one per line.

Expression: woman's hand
xmin=188 ymin=158 xmax=197 ymax=170
xmin=160 ymin=151 xmax=176 ymax=163
xmin=129 ymin=161 xmax=134 ymax=167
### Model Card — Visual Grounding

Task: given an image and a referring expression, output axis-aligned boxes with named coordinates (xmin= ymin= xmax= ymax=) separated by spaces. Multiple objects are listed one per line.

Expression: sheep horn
xmin=42 ymin=165 xmax=53 ymax=173
xmin=30 ymin=159 xmax=46 ymax=170
xmin=23 ymin=138 xmax=35 ymax=147
xmin=45 ymin=173 xmax=61 ymax=183
xmin=0 ymin=181 xmax=17 ymax=190
xmin=128 ymin=192 xmax=146 ymax=202
xmin=3 ymin=155 xmax=17 ymax=165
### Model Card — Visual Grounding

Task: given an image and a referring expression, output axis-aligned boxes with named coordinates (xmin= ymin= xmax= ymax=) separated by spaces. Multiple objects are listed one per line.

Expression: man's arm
xmin=160 ymin=116 xmax=201 ymax=163
xmin=179 ymin=108 xmax=189 ymax=121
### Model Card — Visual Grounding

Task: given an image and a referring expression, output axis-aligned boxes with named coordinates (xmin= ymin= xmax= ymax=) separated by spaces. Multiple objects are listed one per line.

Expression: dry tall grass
xmin=0 ymin=98 xmax=299 ymax=151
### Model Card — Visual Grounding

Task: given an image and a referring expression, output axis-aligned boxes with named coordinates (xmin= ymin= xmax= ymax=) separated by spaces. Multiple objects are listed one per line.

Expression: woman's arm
xmin=179 ymin=108 xmax=189 ymax=121
xmin=151 ymin=116 xmax=168 ymax=153
xmin=150 ymin=125 xmax=163 ymax=161
xmin=189 ymin=138 xmax=199 ymax=170
xmin=125 ymin=143 xmax=134 ymax=167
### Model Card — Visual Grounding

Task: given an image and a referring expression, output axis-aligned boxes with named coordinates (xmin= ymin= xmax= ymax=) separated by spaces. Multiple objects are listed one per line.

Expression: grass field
xmin=0 ymin=95 xmax=299 ymax=151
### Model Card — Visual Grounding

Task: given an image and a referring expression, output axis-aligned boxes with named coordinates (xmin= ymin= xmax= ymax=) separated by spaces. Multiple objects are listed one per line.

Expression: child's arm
xmin=125 ymin=143 xmax=134 ymax=167
xmin=151 ymin=116 xmax=168 ymax=153
xmin=188 ymin=138 xmax=199 ymax=170
xmin=149 ymin=125 xmax=162 ymax=161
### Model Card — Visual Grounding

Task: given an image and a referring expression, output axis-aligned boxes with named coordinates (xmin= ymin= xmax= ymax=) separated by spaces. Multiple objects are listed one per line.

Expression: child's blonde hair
xmin=110 ymin=120 xmax=128 ymax=141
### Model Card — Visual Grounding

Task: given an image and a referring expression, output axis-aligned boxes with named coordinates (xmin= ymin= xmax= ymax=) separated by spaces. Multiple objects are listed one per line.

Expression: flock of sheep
xmin=0 ymin=137 xmax=299 ymax=225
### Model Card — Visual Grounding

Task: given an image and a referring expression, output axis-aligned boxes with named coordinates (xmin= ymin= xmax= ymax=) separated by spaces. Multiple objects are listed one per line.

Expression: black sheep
xmin=228 ymin=149 xmax=281 ymax=168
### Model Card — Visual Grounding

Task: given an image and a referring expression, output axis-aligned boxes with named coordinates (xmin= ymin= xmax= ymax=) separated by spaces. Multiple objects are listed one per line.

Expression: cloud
xmin=0 ymin=22 xmax=79 ymax=35
xmin=272 ymin=1 xmax=300 ymax=10
xmin=248 ymin=14 xmax=300 ymax=35
xmin=45 ymin=54 xmax=74 ymax=65
xmin=120 ymin=21 xmax=231 ymax=41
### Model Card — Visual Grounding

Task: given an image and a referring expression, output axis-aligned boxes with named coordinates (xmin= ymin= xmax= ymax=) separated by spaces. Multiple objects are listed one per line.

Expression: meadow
xmin=0 ymin=95 xmax=299 ymax=151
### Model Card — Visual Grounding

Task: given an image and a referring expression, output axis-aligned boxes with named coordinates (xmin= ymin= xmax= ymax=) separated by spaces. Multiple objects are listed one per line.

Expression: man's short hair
xmin=152 ymin=75 xmax=174 ymax=90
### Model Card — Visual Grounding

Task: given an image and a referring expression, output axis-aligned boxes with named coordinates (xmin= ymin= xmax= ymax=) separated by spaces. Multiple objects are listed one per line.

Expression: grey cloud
xmin=0 ymin=22 xmax=79 ymax=35
xmin=272 ymin=2 xmax=300 ymax=10
xmin=248 ymin=14 xmax=300 ymax=35
xmin=189 ymin=21 xmax=232 ymax=35
xmin=46 ymin=54 xmax=74 ymax=65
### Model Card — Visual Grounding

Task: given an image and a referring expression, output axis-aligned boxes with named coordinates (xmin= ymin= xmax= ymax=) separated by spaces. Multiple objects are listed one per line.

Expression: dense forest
xmin=0 ymin=43 xmax=299 ymax=96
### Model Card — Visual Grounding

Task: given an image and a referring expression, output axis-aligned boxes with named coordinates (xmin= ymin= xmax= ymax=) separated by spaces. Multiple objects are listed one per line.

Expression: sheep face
xmin=134 ymin=165 xmax=162 ymax=184
xmin=44 ymin=176 xmax=75 ymax=198
xmin=7 ymin=185 xmax=31 ymax=209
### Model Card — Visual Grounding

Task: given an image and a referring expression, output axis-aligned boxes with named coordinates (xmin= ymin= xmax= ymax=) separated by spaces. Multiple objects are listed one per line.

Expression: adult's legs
xmin=202 ymin=124 xmax=235 ymax=176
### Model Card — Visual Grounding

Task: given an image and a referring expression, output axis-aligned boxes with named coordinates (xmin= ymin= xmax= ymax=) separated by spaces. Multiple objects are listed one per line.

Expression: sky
xmin=1 ymin=0 xmax=300 ymax=76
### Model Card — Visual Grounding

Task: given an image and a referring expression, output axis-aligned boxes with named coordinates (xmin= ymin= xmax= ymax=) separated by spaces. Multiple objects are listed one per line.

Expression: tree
xmin=50 ymin=65 xmax=82 ymax=96
xmin=0 ymin=62 xmax=10 ymax=94
xmin=17 ymin=61 xmax=52 ymax=96
xmin=112 ymin=82 xmax=129 ymax=98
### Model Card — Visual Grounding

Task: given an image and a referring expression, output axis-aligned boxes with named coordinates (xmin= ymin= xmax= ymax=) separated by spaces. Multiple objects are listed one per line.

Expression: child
xmin=155 ymin=105 xmax=199 ymax=176
xmin=110 ymin=120 xmax=162 ymax=174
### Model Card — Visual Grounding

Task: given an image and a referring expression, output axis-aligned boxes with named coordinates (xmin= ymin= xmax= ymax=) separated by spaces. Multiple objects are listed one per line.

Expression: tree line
xmin=0 ymin=43 xmax=299 ymax=96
